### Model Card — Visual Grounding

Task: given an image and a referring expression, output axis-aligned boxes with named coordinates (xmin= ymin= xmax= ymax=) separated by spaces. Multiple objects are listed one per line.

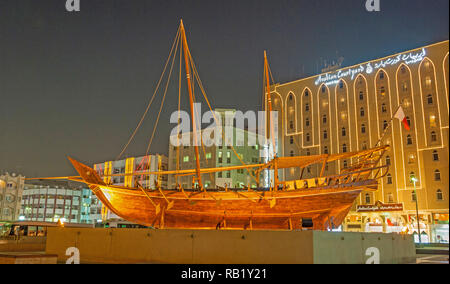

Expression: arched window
xmin=342 ymin=144 xmax=347 ymax=153
xmin=322 ymin=115 xmax=327 ymax=124
xmin=323 ymin=130 xmax=328 ymax=140
xmin=409 ymin=172 xmax=416 ymax=183
xmin=359 ymin=91 xmax=364 ymax=101
xmin=305 ymin=118 xmax=310 ymax=127
xmin=305 ymin=103 xmax=310 ymax=112
xmin=360 ymin=107 xmax=365 ymax=117
xmin=434 ymin=170 xmax=441 ymax=181
xmin=290 ymin=136 xmax=294 ymax=145
xmin=339 ymin=81 xmax=344 ymax=89
xmin=386 ymin=156 xmax=391 ymax=166
xmin=387 ymin=174 xmax=393 ymax=185
xmin=407 ymin=135 xmax=413 ymax=145
xmin=342 ymin=127 xmax=346 ymax=137
xmin=406 ymin=117 xmax=411 ymax=127
xmin=437 ymin=190 xmax=443 ymax=201
xmin=343 ymin=160 xmax=348 ymax=168
xmin=431 ymin=131 xmax=437 ymax=142
xmin=361 ymin=124 xmax=366 ymax=134
xmin=290 ymin=151 xmax=294 ymax=157
xmin=379 ymin=71 xmax=385 ymax=79
xmin=412 ymin=191 xmax=417 ymax=202
xmin=433 ymin=150 xmax=439 ymax=161
xmin=388 ymin=193 xmax=394 ymax=203
xmin=323 ymin=146 xmax=329 ymax=154
xmin=401 ymin=66 xmax=406 ymax=74
xmin=306 ymin=133 xmax=310 ymax=142
xmin=304 ymin=90 xmax=309 ymax=97
xmin=306 ymin=150 xmax=310 ymax=156
xmin=289 ymin=94 xmax=293 ymax=101
xmin=381 ymin=103 xmax=387 ymax=113
xmin=427 ymin=94 xmax=433 ymax=105
xmin=383 ymin=120 xmax=388 ymax=130
xmin=322 ymin=86 xmax=326 ymax=93
xmin=365 ymin=193 xmax=371 ymax=204
xmin=290 ymin=121 xmax=294 ymax=130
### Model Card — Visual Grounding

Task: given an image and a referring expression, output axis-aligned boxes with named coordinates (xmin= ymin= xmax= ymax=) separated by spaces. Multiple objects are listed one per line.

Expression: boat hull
xmin=69 ymin=157 xmax=373 ymax=230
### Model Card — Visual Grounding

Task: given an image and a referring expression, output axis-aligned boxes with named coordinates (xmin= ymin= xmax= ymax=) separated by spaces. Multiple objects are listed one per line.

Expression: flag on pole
xmin=394 ymin=106 xmax=410 ymax=131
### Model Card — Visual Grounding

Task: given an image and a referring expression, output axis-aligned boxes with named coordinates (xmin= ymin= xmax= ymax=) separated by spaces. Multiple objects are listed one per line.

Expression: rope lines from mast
xmin=116 ymin=27 xmax=181 ymax=161
xmin=145 ymin=31 xmax=181 ymax=156
xmin=187 ymin=49 xmax=259 ymax=184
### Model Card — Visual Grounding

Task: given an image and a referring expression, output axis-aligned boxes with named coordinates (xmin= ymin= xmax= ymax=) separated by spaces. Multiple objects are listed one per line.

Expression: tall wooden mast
xmin=180 ymin=20 xmax=203 ymax=189
xmin=264 ymin=51 xmax=278 ymax=189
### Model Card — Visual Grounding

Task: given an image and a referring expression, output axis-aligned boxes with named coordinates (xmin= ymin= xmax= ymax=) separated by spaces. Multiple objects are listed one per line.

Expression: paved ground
xmin=416 ymin=254 xmax=449 ymax=264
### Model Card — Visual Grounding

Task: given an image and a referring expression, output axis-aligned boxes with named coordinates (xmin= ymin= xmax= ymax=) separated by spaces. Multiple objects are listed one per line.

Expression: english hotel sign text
xmin=315 ymin=48 xmax=426 ymax=86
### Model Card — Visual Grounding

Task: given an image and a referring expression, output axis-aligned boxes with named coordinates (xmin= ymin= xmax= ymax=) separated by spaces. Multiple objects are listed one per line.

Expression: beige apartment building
xmin=267 ymin=41 xmax=449 ymax=242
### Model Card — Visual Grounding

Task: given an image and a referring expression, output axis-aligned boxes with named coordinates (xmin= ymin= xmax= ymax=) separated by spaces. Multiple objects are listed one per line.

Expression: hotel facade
xmin=267 ymin=41 xmax=449 ymax=242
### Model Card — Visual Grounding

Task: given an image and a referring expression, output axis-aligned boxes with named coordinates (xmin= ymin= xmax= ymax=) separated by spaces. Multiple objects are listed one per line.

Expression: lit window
xmin=380 ymin=86 xmax=386 ymax=96
xmin=409 ymin=172 xmax=416 ymax=183
xmin=408 ymin=154 xmax=415 ymax=164
xmin=429 ymin=115 xmax=436 ymax=127
xmin=183 ymin=156 xmax=189 ymax=162
xmin=402 ymin=82 xmax=408 ymax=92
xmin=425 ymin=76 xmax=432 ymax=88
xmin=388 ymin=193 xmax=394 ymax=203
xmin=206 ymin=153 xmax=212 ymax=160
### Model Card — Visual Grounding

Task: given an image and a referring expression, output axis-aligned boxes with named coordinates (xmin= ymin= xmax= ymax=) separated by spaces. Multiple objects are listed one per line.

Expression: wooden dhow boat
xmin=34 ymin=21 xmax=390 ymax=231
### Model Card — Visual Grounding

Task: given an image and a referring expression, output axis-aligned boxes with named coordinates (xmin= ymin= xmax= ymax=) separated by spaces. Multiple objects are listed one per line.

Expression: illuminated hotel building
xmin=267 ymin=41 xmax=449 ymax=242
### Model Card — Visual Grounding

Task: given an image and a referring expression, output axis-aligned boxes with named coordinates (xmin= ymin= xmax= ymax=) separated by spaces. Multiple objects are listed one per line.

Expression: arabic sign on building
xmin=315 ymin=48 xmax=427 ymax=86
xmin=357 ymin=201 xmax=404 ymax=212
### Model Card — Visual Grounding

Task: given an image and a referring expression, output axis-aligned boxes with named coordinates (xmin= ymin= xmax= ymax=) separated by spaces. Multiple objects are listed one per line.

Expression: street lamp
xmin=411 ymin=176 xmax=421 ymax=245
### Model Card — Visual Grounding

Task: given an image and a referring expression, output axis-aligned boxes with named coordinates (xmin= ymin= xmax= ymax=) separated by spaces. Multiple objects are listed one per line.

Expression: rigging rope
xmin=187 ymin=49 xmax=259 ymax=184
xmin=146 ymin=31 xmax=181 ymax=156
xmin=116 ymin=27 xmax=181 ymax=161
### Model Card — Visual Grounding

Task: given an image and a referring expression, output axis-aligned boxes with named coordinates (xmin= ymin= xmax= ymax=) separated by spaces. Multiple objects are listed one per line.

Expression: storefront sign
xmin=315 ymin=48 xmax=427 ymax=86
xmin=357 ymin=201 xmax=404 ymax=212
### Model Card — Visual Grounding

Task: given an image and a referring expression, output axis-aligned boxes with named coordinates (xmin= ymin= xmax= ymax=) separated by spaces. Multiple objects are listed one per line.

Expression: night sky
xmin=0 ymin=0 xmax=448 ymax=177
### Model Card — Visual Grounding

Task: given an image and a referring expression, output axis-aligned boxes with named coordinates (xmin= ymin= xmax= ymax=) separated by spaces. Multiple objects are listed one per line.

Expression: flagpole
xmin=375 ymin=105 xmax=402 ymax=147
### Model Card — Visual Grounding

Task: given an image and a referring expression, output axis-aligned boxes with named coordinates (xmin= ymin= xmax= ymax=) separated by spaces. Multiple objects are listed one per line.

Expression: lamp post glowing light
xmin=411 ymin=176 xmax=421 ymax=244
